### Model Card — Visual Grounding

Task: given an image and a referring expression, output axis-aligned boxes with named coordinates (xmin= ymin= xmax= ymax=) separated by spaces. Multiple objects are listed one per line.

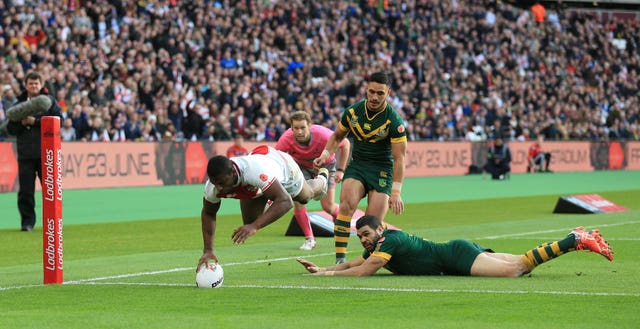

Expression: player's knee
xmin=293 ymin=201 xmax=305 ymax=210
xmin=295 ymin=196 xmax=310 ymax=205
xmin=338 ymin=199 xmax=359 ymax=215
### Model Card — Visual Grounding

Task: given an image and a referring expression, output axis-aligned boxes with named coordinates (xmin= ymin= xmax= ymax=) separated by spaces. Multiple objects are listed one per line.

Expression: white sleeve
xmin=203 ymin=180 xmax=221 ymax=204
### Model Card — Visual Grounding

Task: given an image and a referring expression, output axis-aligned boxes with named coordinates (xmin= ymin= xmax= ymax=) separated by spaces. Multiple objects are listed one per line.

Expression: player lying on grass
xmin=297 ymin=215 xmax=614 ymax=276
xmin=197 ymin=145 xmax=328 ymax=270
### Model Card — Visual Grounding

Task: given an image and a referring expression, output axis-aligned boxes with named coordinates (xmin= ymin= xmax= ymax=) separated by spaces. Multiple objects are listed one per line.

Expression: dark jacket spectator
xmin=182 ymin=101 xmax=204 ymax=141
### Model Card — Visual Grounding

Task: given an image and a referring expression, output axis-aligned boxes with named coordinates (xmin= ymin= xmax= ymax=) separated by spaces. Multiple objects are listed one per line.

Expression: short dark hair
xmin=207 ymin=155 xmax=233 ymax=178
xmin=355 ymin=215 xmax=383 ymax=230
xmin=24 ymin=71 xmax=42 ymax=83
xmin=368 ymin=72 xmax=390 ymax=86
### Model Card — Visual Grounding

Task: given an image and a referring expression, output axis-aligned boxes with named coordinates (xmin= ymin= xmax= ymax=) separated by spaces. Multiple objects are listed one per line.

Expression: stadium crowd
xmin=0 ymin=0 xmax=638 ymax=143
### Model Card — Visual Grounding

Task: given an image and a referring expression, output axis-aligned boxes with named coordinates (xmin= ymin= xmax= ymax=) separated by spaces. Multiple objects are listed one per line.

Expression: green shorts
xmin=442 ymin=239 xmax=493 ymax=276
xmin=343 ymin=160 xmax=393 ymax=195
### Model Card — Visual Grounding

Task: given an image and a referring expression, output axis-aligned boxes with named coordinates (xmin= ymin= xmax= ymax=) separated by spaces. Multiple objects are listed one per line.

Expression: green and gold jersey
xmin=362 ymin=230 xmax=489 ymax=276
xmin=338 ymin=99 xmax=407 ymax=166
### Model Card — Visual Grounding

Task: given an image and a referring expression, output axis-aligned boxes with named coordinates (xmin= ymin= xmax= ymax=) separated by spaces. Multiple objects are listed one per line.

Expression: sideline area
xmin=0 ymin=170 xmax=639 ymax=230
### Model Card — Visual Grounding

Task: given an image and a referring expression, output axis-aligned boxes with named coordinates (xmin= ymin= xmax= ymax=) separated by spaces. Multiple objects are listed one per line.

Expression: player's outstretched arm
xmin=300 ymin=256 xmax=383 ymax=276
xmin=296 ymin=258 xmax=321 ymax=273
xmin=296 ymin=257 xmax=362 ymax=273
xmin=198 ymin=199 xmax=221 ymax=271
xmin=314 ymin=128 xmax=348 ymax=170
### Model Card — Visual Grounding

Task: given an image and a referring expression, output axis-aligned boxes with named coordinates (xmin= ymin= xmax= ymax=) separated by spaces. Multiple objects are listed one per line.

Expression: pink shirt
xmin=276 ymin=125 xmax=343 ymax=169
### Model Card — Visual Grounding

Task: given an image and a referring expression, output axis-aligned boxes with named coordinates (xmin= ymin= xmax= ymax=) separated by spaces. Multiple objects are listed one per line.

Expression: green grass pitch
xmin=1 ymin=171 xmax=639 ymax=328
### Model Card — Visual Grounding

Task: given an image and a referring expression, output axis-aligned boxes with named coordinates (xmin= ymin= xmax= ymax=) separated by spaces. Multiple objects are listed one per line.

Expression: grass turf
xmin=1 ymin=171 xmax=639 ymax=328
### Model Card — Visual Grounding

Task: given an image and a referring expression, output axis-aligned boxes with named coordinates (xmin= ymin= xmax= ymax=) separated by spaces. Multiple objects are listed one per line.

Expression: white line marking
xmin=499 ymin=237 xmax=640 ymax=241
xmin=69 ymin=282 xmax=640 ymax=297
xmin=1 ymin=253 xmax=337 ymax=292
xmin=0 ymin=284 xmax=42 ymax=292
xmin=63 ymin=253 xmax=336 ymax=284
xmin=479 ymin=220 xmax=640 ymax=240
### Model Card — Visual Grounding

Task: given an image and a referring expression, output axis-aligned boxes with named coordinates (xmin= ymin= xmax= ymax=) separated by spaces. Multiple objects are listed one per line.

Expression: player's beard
xmin=362 ymin=232 xmax=381 ymax=253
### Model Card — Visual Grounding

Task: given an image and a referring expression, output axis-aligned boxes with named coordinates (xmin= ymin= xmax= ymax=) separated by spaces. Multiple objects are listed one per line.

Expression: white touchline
xmin=497 ymin=237 xmax=640 ymax=241
xmin=66 ymin=282 xmax=640 ymax=297
xmin=478 ymin=220 xmax=640 ymax=240
xmin=63 ymin=252 xmax=337 ymax=284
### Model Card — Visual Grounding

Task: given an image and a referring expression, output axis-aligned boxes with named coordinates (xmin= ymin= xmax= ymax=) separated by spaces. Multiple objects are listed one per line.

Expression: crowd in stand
xmin=0 ymin=0 xmax=638 ymax=143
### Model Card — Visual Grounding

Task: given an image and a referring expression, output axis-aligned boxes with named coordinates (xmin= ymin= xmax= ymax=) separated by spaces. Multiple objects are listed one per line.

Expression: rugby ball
xmin=196 ymin=263 xmax=224 ymax=288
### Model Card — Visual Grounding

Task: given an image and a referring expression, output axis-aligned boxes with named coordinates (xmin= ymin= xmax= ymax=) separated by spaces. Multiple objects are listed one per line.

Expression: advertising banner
xmin=61 ymin=142 xmax=164 ymax=189
xmin=0 ymin=143 xmax=18 ymax=193
xmin=508 ymin=141 xmax=593 ymax=173
xmin=625 ymin=142 xmax=640 ymax=170
xmin=0 ymin=140 xmax=637 ymax=192
xmin=405 ymin=142 xmax=472 ymax=176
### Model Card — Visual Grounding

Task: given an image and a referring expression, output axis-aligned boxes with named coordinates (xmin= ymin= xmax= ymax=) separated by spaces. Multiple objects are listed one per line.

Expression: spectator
xmin=210 ymin=114 xmax=233 ymax=141
xmin=109 ymin=116 xmax=127 ymax=142
xmin=230 ymin=106 xmax=248 ymax=139
xmin=484 ymin=136 xmax=512 ymax=180
xmin=86 ymin=116 xmax=110 ymax=142
xmin=1 ymin=85 xmax=18 ymax=111
xmin=182 ymin=100 xmax=204 ymax=141
xmin=226 ymin=134 xmax=249 ymax=158
xmin=69 ymin=104 xmax=89 ymax=141
xmin=140 ymin=121 xmax=160 ymax=141
xmin=161 ymin=122 xmax=178 ymax=141
xmin=144 ymin=113 xmax=161 ymax=141
xmin=531 ymin=1 xmax=546 ymax=23
xmin=528 ymin=135 xmax=552 ymax=173
xmin=60 ymin=117 xmax=76 ymax=141
xmin=167 ymin=102 xmax=183 ymax=133
xmin=124 ymin=111 xmax=143 ymax=141
xmin=264 ymin=119 xmax=279 ymax=141
xmin=219 ymin=49 xmax=238 ymax=70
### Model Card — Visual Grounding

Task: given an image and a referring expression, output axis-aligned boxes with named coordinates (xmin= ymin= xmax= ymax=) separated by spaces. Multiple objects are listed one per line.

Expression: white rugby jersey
xmin=204 ymin=145 xmax=304 ymax=203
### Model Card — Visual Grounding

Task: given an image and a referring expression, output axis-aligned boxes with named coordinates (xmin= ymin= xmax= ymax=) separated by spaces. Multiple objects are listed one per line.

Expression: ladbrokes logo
xmin=43 ymin=149 xmax=63 ymax=201
xmin=57 ymin=218 xmax=63 ymax=269
xmin=44 ymin=218 xmax=63 ymax=271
